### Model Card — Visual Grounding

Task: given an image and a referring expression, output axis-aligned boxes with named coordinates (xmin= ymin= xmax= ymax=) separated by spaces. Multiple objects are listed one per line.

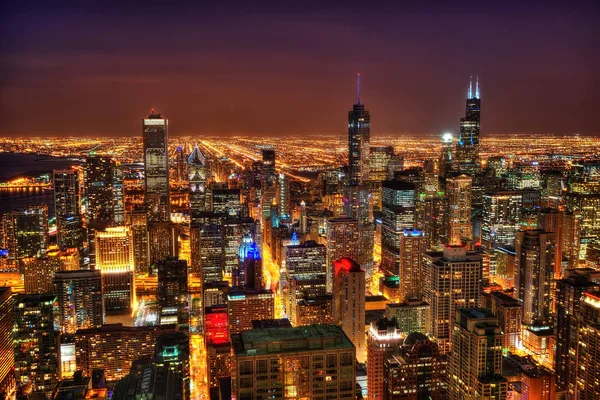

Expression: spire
xmin=468 ymin=76 xmax=473 ymax=99
xmin=475 ymin=76 xmax=480 ymax=99
xmin=357 ymin=73 xmax=361 ymax=104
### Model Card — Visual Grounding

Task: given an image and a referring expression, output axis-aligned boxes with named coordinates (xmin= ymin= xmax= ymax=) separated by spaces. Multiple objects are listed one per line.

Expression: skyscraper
xmin=85 ymin=155 xmax=115 ymax=222
xmin=3 ymin=205 xmax=49 ymax=261
xmin=367 ymin=316 xmax=403 ymax=400
xmin=54 ymin=269 xmax=103 ymax=334
xmin=455 ymin=76 xmax=481 ymax=175
xmin=153 ymin=332 xmax=190 ymax=400
xmin=325 ymin=216 xmax=359 ymax=291
xmin=449 ymin=308 xmax=507 ymax=400
xmin=0 ymin=287 xmax=13 ymax=396
xmin=143 ymin=109 xmax=170 ymax=222
xmin=482 ymin=191 xmax=523 ymax=248
xmin=95 ymin=226 xmax=135 ymax=312
xmin=439 ymin=132 xmax=454 ymax=177
xmin=13 ymin=294 xmax=59 ymax=398
xmin=398 ymin=228 xmax=426 ymax=301
xmin=424 ymin=245 xmax=482 ymax=354
xmin=333 ymin=257 xmax=366 ymax=363
xmin=446 ymin=174 xmax=473 ymax=245
xmin=261 ymin=147 xmax=276 ymax=189
xmin=53 ymin=169 xmax=83 ymax=249
xmin=157 ymin=257 xmax=188 ymax=327
xmin=572 ymin=291 xmax=600 ymax=400
xmin=348 ymin=73 xmax=370 ymax=186
xmin=188 ymin=145 xmax=207 ymax=218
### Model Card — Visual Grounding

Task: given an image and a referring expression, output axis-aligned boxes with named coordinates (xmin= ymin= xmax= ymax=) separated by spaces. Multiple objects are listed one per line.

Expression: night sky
xmin=1 ymin=2 xmax=599 ymax=137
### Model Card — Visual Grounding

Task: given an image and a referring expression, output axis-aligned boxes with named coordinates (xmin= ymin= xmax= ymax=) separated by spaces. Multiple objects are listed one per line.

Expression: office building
xmin=75 ymin=323 xmax=177 ymax=381
xmin=212 ymin=187 xmax=241 ymax=219
xmin=555 ymin=268 xmax=600 ymax=393
xmin=153 ymin=332 xmax=190 ymax=400
xmin=125 ymin=207 xmax=150 ymax=273
xmin=293 ymin=295 xmax=333 ymax=327
xmin=446 ymin=174 xmax=473 ymax=245
xmin=54 ymin=169 xmax=84 ymax=249
xmin=439 ymin=132 xmax=454 ymax=177
xmin=489 ymin=291 xmax=522 ymax=353
xmin=482 ymin=191 xmax=523 ymax=248
xmin=192 ymin=224 xmax=224 ymax=282
xmin=277 ymin=172 xmax=290 ymax=219
xmin=348 ymin=74 xmax=370 ymax=186
xmin=325 ymin=217 xmax=359 ymax=291
xmin=261 ymin=148 xmax=276 ymax=189
xmin=384 ymin=333 xmax=448 ymax=400
xmin=113 ymin=363 xmax=182 ymax=400
xmin=85 ymin=156 xmax=115 ymax=223
xmin=572 ymin=291 xmax=600 ymax=400
xmin=54 ymin=269 xmax=104 ymax=333
xmin=231 ymin=324 xmax=356 ymax=400
xmin=398 ymin=228 xmax=426 ymax=301
xmin=0 ymin=288 xmax=13 ymax=396
xmin=236 ymin=241 xmax=263 ymax=290
xmin=227 ymin=289 xmax=275 ymax=335
xmin=207 ymin=341 xmax=232 ymax=390
xmin=95 ymin=226 xmax=135 ymax=312
xmin=455 ymin=76 xmax=481 ymax=175
xmin=333 ymin=257 xmax=366 ymax=363
xmin=384 ymin=300 xmax=430 ymax=335
xmin=424 ymin=245 xmax=482 ymax=354
xmin=14 ymin=294 xmax=59 ymax=397
xmin=449 ymin=308 xmax=507 ymax=400
xmin=157 ymin=257 xmax=188 ymax=327
xmin=143 ymin=110 xmax=170 ymax=222
xmin=3 ymin=204 xmax=48 ymax=261
xmin=189 ymin=145 xmax=208 ymax=217
xmin=367 ymin=317 xmax=403 ymax=400
xmin=22 ymin=253 xmax=62 ymax=294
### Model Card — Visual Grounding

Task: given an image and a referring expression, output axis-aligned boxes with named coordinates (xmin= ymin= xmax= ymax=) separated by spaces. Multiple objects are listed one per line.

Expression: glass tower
xmin=143 ymin=109 xmax=170 ymax=222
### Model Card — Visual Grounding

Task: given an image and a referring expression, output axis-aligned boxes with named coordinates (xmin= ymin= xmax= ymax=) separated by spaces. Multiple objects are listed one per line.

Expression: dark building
xmin=153 ymin=332 xmax=190 ymax=400
xmin=261 ymin=148 xmax=276 ymax=189
xmin=189 ymin=145 xmax=208 ymax=219
xmin=53 ymin=169 xmax=84 ymax=250
xmin=455 ymin=76 xmax=481 ymax=175
xmin=143 ymin=110 xmax=170 ymax=222
xmin=157 ymin=257 xmax=189 ymax=327
xmin=0 ymin=287 xmax=13 ymax=396
xmin=348 ymin=73 xmax=370 ymax=186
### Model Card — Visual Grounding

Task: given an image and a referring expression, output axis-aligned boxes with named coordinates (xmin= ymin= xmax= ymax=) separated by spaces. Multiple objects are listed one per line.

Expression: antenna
xmin=357 ymin=73 xmax=361 ymax=104
xmin=475 ymin=76 xmax=480 ymax=99
xmin=468 ymin=76 xmax=473 ymax=99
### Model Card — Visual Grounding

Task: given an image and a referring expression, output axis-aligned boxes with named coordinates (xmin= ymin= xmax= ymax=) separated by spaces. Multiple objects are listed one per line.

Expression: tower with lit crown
xmin=455 ymin=76 xmax=481 ymax=175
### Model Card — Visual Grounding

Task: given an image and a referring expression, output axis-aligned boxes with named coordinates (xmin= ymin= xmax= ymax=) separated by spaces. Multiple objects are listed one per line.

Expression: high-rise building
xmin=231 ymin=324 xmax=356 ymax=400
xmin=277 ymin=172 xmax=290 ymax=219
xmin=367 ymin=316 xmax=403 ymax=400
xmin=333 ymin=257 xmax=366 ymax=363
xmin=384 ymin=300 xmax=431 ymax=335
xmin=555 ymin=268 xmax=600 ymax=394
xmin=85 ymin=156 xmax=115 ymax=223
xmin=148 ymin=221 xmax=177 ymax=266
xmin=157 ymin=257 xmax=188 ymax=327
xmin=3 ymin=204 xmax=48 ymax=261
xmin=489 ymin=291 xmax=522 ymax=353
xmin=348 ymin=73 xmax=370 ymax=186
xmin=398 ymin=228 xmax=426 ymax=301
xmin=449 ymin=308 xmax=507 ymax=400
xmin=113 ymin=163 xmax=125 ymax=224
xmin=54 ymin=169 xmax=84 ymax=249
xmin=236 ymin=240 xmax=263 ymax=290
xmin=455 ymin=77 xmax=481 ymax=175
xmin=325 ymin=216 xmax=359 ymax=291
xmin=293 ymin=295 xmax=334 ymax=327
xmin=22 ymin=253 xmax=62 ymax=294
xmin=153 ymin=332 xmax=190 ymax=400
xmin=143 ymin=110 xmax=170 ymax=222
xmin=384 ymin=333 xmax=448 ymax=400
xmin=284 ymin=240 xmax=326 ymax=315
xmin=227 ymin=289 xmax=275 ymax=335
xmin=423 ymin=245 xmax=482 ymax=354
xmin=439 ymin=132 xmax=454 ymax=177
xmin=95 ymin=226 xmax=135 ymax=312
xmin=75 ymin=323 xmax=177 ymax=381
xmin=13 ymin=294 xmax=59 ymax=398
xmin=381 ymin=180 xmax=415 ymax=277
xmin=0 ymin=287 xmax=13 ymax=396
xmin=192 ymin=224 xmax=224 ymax=282
xmin=482 ymin=191 xmax=523 ymax=248
xmin=261 ymin=148 xmax=276 ymax=189
xmin=54 ymin=269 xmax=104 ymax=333
xmin=446 ymin=174 xmax=473 ymax=245
xmin=212 ymin=187 xmax=242 ymax=219
xmin=572 ymin=291 xmax=600 ymax=400
xmin=188 ymin=145 xmax=207 ymax=218
xmin=125 ymin=207 xmax=150 ymax=273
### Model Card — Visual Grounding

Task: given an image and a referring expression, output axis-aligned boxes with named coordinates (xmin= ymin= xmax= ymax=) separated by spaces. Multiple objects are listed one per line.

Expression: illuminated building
xmin=398 ymin=228 xmax=426 ymax=301
xmin=384 ymin=333 xmax=448 ymax=400
xmin=175 ymin=145 xmax=186 ymax=182
xmin=293 ymin=294 xmax=333 ymax=327
xmin=193 ymin=224 xmax=224 ymax=282
xmin=489 ymin=291 xmax=521 ymax=353
xmin=113 ymin=163 xmax=124 ymax=224
xmin=572 ymin=291 xmax=600 ymax=400
xmin=515 ymin=228 xmax=555 ymax=355
xmin=277 ymin=172 xmax=290 ymax=219
xmin=333 ymin=257 xmax=366 ymax=363
xmin=505 ymin=354 xmax=556 ymax=400
xmin=482 ymin=191 xmax=523 ymax=248
xmin=0 ymin=287 xmax=13 ymax=396
xmin=188 ymin=145 xmax=207 ymax=219
xmin=367 ymin=316 xmax=403 ymax=400
xmin=236 ymin=240 xmax=263 ymax=290
xmin=439 ymin=132 xmax=454 ymax=177
xmin=284 ymin=240 xmax=326 ymax=314
xmin=449 ymin=308 xmax=507 ymax=400
xmin=348 ymin=73 xmax=370 ymax=186
xmin=54 ymin=270 xmax=103 ymax=333
xmin=384 ymin=300 xmax=430 ymax=335
xmin=22 ymin=254 xmax=61 ymax=294
xmin=288 ymin=274 xmax=327 ymax=323
xmin=13 ymin=294 xmax=59 ymax=397
xmin=153 ymin=332 xmax=190 ymax=400
xmin=143 ymin=110 xmax=171 ymax=222
xmin=423 ymin=245 xmax=482 ymax=354
xmin=95 ymin=226 xmax=135 ymax=312
xmin=492 ymin=246 xmax=516 ymax=289
xmin=222 ymin=218 xmax=255 ymax=280
xmin=212 ymin=187 xmax=241 ymax=219
xmin=125 ymin=207 xmax=149 ymax=273
xmin=381 ymin=180 xmax=415 ymax=277
xmin=227 ymin=289 xmax=275 ymax=335
xmin=446 ymin=174 xmax=472 ymax=245
xmin=455 ymin=76 xmax=481 ymax=175
xmin=148 ymin=221 xmax=176 ymax=266
xmin=261 ymin=147 xmax=276 ymax=189
xmin=205 ymin=304 xmax=229 ymax=346
xmin=85 ymin=155 xmax=115 ymax=222
xmin=231 ymin=324 xmax=356 ymax=400
xmin=555 ymin=268 xmax=600 ymax=394
xmin=74 ymin=323 xmax=177 ymax=382
xmin=563 ymin=210 xmax=582 ymax=270
xmin=325 ymin=217 xmax=359 ymax=291
xmin=367 ymin=146 xmax=402 ymax=212
xmin=207 ymin=341 xmax=232 ymax=389
xmin=53 ymin=169 xmax=83 ymax=249
xmin=157 ymin=257 xmax=188 ymax=327
xmin=3 ymin=204 xmax=48 ymax=261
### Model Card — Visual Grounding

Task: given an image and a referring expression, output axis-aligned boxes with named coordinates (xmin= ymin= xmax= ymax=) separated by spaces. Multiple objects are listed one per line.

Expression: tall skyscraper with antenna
xmin=348 ymin=73 xmax=370 ymax=186
xmin=143 ymin=109 xmax=170 ymax=222
xmin=456 ymin=76 xmax=481 ymax=175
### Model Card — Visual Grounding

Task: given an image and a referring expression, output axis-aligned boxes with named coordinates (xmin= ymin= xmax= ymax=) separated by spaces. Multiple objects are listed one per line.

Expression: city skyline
xmin=1 ymin=3 xmax=599 ymax=137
